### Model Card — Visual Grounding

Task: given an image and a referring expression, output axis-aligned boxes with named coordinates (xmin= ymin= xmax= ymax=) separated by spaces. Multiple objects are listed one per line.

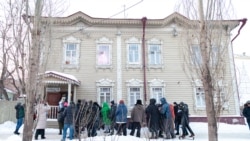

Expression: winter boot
xmin=150 ymin=132 xmax=155 ymax=139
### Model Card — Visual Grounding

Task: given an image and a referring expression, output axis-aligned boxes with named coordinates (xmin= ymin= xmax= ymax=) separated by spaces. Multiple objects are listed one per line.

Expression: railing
xmin=48 ymin=106 xmax=58 ymax=119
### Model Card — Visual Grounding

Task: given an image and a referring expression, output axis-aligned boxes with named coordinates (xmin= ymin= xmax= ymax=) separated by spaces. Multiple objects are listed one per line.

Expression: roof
xmin=39 ymin=11 xmax=240 ymax=30
xmin=43 ymin=71 xmax=80 ymax=86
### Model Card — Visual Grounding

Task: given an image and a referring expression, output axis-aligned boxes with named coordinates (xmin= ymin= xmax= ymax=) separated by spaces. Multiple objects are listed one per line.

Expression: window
xmin=129 ymin=87 xmax=141 ymax=107
xmin=99 ymin=87 xmax=111 ymax=105
xmin=211 ymin=46 xmax=219 ymax=66
xmin=148 ymin=79 xmax=165 ymax=104
xmin=96 ymin=37 xmax=112 ymax=68
xmin=126 ymin=78 xmax=143 ymax=107
xmin=149 ymin=44 xmax=161 ymax=65
xmin=97 ymin=44 xmax=110 ymax=65
xmin=65 ymin=43 xmax=77 ymax=65
xmin=63 ymin=36 xmax=80 ymax=68
xmin=128 ymin=44 xmax=140 ymax=64
xmin=126 ymin=37 xmax=142 ymax=68
xmin=214 ymin=87 xmax=228 ymax=108
xmin=195 ymin=87 xmax=205 ymax=107
xmin=96 ymin=78 xmax=114 ymax=105
xmin=191 ymin=45 xmax=202 ymax=65
xmin=152 ymin=87 xmax=163 ymax=104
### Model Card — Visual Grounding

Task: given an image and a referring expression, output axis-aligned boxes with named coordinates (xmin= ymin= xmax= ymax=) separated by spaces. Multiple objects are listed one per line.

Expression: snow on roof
xmin=44 ymin=71 xmax=80 ymax=85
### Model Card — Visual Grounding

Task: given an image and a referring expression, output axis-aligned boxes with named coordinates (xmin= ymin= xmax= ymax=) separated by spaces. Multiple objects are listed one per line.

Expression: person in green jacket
xmin=101 ymin=102 xmax=111 ymax=133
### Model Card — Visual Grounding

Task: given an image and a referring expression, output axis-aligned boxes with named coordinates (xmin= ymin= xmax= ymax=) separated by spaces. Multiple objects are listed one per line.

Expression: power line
xmin=54 ymin=0 xmax=144 ymax=39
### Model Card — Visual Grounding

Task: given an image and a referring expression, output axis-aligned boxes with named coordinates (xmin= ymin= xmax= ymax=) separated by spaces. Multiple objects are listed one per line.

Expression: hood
xmin=160 ymin=97 xmax=167 ymax=104
xmin=102 ymin=102 xmax=109 ymax=108
xmin=149 ymin=98 xmax=156 ymax=105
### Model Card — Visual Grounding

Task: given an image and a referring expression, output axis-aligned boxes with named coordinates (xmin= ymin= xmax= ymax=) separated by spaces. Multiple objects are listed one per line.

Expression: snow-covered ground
xmin=0 ymin=121 xmax=249 ymax=141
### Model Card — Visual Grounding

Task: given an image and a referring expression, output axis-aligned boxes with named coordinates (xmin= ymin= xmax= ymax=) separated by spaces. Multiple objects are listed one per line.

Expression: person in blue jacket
xmin=115 ymin=100 xmax=127 ymax=136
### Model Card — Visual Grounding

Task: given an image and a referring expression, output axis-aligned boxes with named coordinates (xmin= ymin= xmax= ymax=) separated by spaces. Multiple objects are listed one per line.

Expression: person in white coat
xmin=34 ymin=100 xmax=51 ymax=140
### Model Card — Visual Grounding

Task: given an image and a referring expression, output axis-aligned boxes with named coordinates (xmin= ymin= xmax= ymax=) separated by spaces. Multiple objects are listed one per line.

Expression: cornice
xmin=39 ymin=11 xmax=240 ymax=31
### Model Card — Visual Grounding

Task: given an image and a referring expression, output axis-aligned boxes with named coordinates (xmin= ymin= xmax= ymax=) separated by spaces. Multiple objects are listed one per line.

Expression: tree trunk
xmin=198 ymin=0 xmax=218 ymax=141
xmin=22 ymin=0 xmax=43 ymax=140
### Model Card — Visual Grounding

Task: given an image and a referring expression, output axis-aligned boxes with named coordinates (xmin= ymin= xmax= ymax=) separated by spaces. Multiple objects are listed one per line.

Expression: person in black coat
xmin=243 ymin=100 xmax=250 ymax=130
xmin=86 ymin=101 xmax=101 ymax=137
xmin=145 ymin=98 xmax=160 ymax=139
xmin=173 ymin=102 xmax=181 ymax=135
xmin=179 ymin=102 xmax=195 ymax=138
xmin=109 ymin=100 xmax=117 ymax=135
xmin=14 ymin=102 xmax=25 ymax=135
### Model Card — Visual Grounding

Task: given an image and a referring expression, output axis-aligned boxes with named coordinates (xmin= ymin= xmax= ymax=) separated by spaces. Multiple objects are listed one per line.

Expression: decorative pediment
xmin=126 ymin=37 xmax=141 ymax=44
xmin=96 ymin=78 xmax=115 ymax=86
xmin=63 ymin=36 xmax=81 ymax=43
xmin=147 ymin=38 xmax=162 ymax=44
xmin=96 ymin=37 xmax=113 ymax=44
xmin=148 ymin=79 xmax=165 ymax=87
xmin=126 ymin=79 xmax=143 ymax=87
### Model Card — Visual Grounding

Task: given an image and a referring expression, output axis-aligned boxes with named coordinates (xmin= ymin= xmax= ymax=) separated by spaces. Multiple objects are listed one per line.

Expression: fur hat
xmin=110 ymin=100 xmax=115 ymax=105
xmin=246 ymin=100 xmax=250 ymax=104
xmin=136 ymin=99 xmax=142 ymax=105
xmin=119 ymin=100 xmax=124 ymax=104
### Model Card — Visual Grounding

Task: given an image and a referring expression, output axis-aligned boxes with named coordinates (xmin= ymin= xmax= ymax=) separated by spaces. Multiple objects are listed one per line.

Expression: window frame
xmin=126 ymin=37 xmax=142 ymax=69
xmin=62 ymin=36 xmax=80 ymax=68
xmin=96 ymin=78 xmax=115 ymax=105
xmin=148 ymin=79 xmax=165 ymax=104
xmin=96 ymin=37 xmax=113 ymax=69
xmin=147 ymin=38 xmax=163 ymax=68
xmin=126 ymin=79 xmax=143 ymax=108
xmin=191 ymin=45 xmax=202 ymax=66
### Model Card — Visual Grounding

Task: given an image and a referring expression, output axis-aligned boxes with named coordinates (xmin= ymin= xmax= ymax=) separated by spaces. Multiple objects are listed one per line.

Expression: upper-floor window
xmin=126 ymin=37 xmax=142 ymax=68
xmin=97 ymin=44 xmax=110 ymax=65
xmin=63 ymin=36 xmax=80 ymax=68
xmin=147 ymin=38 xmax=163 ymax=68
xmin=66 ymin=43 xmax=77 ymax=64
xmin=96 ymin=37 xmax=112 ymax=68
xmin=149 ymin=45 xmax=161 ymax=64
xmin=128 ymin=44 xmax=140 ymax=64
xmin=191 ymin=45 xmax=202 ymax=66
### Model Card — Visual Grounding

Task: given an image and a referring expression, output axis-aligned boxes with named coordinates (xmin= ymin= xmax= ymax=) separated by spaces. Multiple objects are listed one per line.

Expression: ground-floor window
xmin=129 ymin=87 xmax=141 ymax=107
xmin=99 ymin=87 xmax=111 ymax=105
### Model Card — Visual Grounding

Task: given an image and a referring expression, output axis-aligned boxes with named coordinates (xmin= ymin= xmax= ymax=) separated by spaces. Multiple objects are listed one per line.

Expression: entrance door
xmin=47 ymin=93 xmax=61 ymax=106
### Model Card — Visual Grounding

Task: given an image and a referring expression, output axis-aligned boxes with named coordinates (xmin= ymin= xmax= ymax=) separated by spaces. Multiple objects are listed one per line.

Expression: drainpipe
xmin=231 ymin=18 xmax=247 ymax=42
xmin=231 ymin=18 xmax=247 ymax=110
xmin=141 ymin=17 xmax=147 ymax=103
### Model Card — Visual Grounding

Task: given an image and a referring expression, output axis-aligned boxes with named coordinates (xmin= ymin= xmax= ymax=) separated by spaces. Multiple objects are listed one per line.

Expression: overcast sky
xmin=64 ymin=0 xmax=249 ymax=55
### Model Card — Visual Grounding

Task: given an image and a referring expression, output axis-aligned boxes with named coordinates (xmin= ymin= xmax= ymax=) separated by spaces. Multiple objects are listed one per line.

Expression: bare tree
xmin=177 ymin=0 xmax=244 ymax=141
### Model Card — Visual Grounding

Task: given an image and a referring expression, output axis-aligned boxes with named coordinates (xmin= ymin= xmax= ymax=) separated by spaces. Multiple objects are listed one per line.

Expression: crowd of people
xmin=53 ymin=97 xmax=195 ymax=140
xmin=13 ymin=97 xmax=195 ymax=140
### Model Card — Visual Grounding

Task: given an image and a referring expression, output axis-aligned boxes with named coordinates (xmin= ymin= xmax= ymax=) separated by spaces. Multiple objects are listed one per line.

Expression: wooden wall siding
xmin=43 ymin=13 xmax=239 ymax=116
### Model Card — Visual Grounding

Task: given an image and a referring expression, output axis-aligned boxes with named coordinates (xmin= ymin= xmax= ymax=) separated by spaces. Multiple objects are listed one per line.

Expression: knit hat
xmin=110 ymin=100 xmax=115 ymax=105
xmin=246 ymin=100 xmax=250 ymax=104
xmin=119 ymin=100 xmax=124 ymax=104
xmin=136 ymin=99 xmax=142 ymax=105
xmin=63 ymin=102 xmax=68 ymax=107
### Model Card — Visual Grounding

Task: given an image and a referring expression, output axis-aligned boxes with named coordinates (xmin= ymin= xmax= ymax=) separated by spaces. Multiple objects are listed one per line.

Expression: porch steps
xmin=47 ymin=120 xmax=59 ymax=129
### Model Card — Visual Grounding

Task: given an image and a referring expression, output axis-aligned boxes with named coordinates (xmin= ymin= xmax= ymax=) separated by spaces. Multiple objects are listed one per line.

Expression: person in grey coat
xmin=130 ymin=99 xmax=146 ymax=138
